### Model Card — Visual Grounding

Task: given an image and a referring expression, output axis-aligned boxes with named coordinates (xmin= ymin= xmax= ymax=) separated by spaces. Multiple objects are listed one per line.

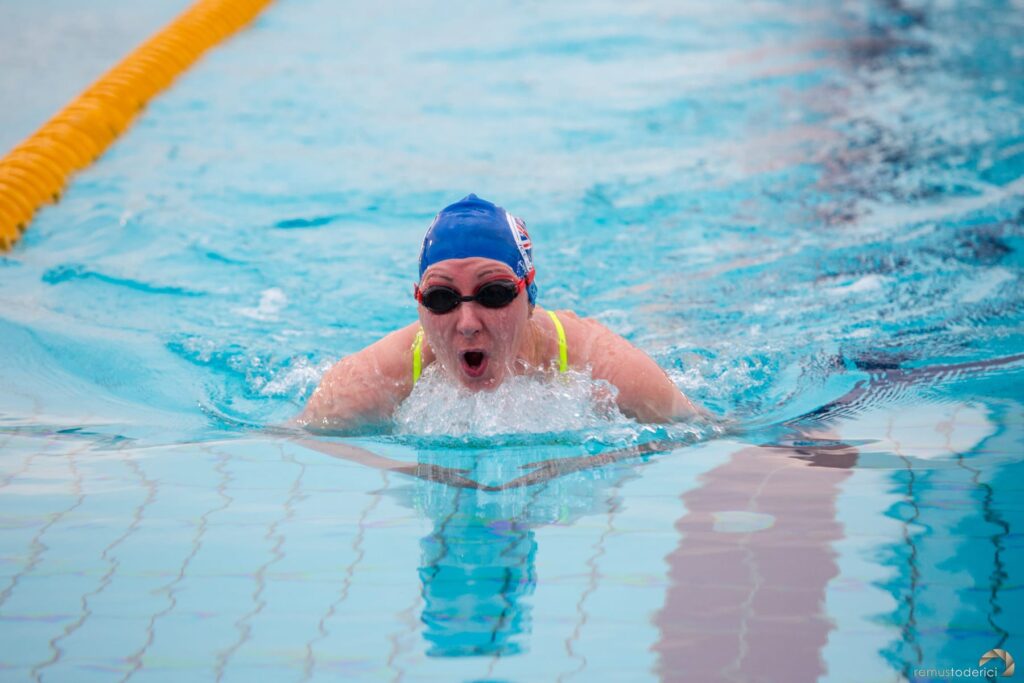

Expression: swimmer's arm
xmin=496 ymin=438 xmax=681 ymax=489
xmin=297 ymin=323 xmax=420 ymax=430
xmin=291 ymin=436 xmax=485 ymax=489
xmin=586 ymin=325 xmax=704 ymax=423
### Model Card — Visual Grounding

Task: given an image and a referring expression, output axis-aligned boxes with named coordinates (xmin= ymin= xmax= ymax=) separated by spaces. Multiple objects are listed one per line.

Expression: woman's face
xmin=418 ymin=257 xmax=531 ymax=390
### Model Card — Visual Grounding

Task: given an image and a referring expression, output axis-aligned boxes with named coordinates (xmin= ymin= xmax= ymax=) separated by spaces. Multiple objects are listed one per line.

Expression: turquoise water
xmin=1 ymin=0 xmax=1023 ymax=680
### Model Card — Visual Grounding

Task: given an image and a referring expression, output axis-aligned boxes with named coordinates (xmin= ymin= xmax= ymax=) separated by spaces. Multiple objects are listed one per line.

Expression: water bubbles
xmin=259 ymin=356 xmax=331 ymax=398
xmin=393 ymin=364 xmax=628 ymax=438
xmin=236 ymin=287 xmax=288 ymax=321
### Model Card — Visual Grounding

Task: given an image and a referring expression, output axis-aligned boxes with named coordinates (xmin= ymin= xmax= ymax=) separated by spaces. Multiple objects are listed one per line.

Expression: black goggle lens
xmin=420 ymin=281 xmax=520 ymax=314
xmin=420 ymin=287 xmax=460 ymax=313
xmin=475 ymin=282 xmax=519 ymax=307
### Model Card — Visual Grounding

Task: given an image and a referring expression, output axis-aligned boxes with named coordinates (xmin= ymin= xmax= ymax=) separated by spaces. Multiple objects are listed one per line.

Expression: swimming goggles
xmin=415 ymin=276 xmax=531 ymax=314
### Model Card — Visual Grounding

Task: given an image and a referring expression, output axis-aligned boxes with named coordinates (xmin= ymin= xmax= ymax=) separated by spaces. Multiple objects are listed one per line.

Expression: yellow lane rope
xmin=0 ymin=0 xmax=275 ymax=251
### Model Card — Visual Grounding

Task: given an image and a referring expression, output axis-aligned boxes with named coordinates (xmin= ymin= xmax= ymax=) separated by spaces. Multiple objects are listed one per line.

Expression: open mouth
xmin=459 ymin=350 xmax=488 ymax=378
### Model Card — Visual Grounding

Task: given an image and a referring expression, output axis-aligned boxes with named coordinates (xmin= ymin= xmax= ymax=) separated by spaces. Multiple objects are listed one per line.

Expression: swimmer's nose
xmin=455 ymin=301 xmax=483 ymax=337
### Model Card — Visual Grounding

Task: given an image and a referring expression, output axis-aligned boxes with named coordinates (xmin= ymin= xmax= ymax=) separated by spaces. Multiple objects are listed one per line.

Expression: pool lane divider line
xmin=0 ymin=0 xmax=275 ymax=251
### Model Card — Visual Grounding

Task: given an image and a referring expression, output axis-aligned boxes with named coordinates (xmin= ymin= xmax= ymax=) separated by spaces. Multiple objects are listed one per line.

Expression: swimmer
xmin=299 ymin=194 xmax=703 ymax=430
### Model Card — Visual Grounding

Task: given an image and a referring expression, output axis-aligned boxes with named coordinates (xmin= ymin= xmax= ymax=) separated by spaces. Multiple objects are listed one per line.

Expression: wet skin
xmin=417 ymin=257 xmax=537 ymax=389
xmin=299 ymin=257 xmax=703 ymax=430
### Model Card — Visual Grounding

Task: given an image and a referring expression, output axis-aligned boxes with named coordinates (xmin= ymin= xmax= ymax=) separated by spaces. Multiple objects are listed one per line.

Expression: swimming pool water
xmin=1 ymin=0 xmax=1022 ymax=680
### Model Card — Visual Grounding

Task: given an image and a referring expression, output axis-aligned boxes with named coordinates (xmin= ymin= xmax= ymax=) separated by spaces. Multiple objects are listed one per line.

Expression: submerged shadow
xmin=296 ymin=435 xmax=653 ymax=658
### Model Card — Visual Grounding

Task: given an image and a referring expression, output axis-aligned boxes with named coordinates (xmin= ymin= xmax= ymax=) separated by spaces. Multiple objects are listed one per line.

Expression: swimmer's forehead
xmin=422 ymin=257 xmax=517 ymax=283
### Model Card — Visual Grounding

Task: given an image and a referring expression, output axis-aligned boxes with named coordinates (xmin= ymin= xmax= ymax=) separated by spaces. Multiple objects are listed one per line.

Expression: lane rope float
xmin=0 ymin=0 xmax=275 ymax=251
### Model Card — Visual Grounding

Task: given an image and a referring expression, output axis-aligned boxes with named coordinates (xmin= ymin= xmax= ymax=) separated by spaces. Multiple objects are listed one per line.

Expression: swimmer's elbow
xmin=668 ymin=389 xmax=706 ymax=421
xmin=617 ymin=375 xmax=704 ymax=424
xmin=296 ymin=365 xmax=355 ymax=428
xmin=297 ymin=387 xmax=374 ymax=432
xmin=622 ymin=394 xmax=693 ymax=424
xmin=626 ymin=397 xmax=704 ymax=424
xmin=297 ymin=359 xmax=402 ymax=432
xmin=295 ymin=385 xmax=341 ymax=430
xmin=295 ymin=399 xmax=375 ymax=434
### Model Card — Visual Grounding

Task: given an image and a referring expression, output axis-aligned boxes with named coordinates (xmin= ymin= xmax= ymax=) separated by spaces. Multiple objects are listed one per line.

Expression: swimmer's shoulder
xmin=322 ymin=321 xmax=421 ymax=388
xmin=302 ymin=322 xmax=425 ymax=427
xmin=538 ymin=307 xmax=609 ymax=366
xmin=544 ymin=307 xmax=666 ymax=369
xmin=543 ymin=307 xmax=613 ymax=335
xmin=382 ymin=321 xmax=423 ymax=352
xmin=373 ymin=322 xmax=427 ymax=383
xmin=540 ymin=308 xmax=704 ymax=421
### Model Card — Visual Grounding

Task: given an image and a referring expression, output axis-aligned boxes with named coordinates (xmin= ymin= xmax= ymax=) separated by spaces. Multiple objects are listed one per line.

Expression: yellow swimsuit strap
xmin=411 ymin=327 xmax=424 ymax=384
xmin=410 ymin=311 xmax=567 ymax=386
xmin=546 ymin=309 xmax=569 ymax=373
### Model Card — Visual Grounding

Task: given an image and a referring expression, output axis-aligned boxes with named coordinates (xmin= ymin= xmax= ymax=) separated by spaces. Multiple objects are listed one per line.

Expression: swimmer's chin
xmin=453 ymin=372 xmax=502 ymax=391
xmin=445 ymin=351 xmax=505 ymax=390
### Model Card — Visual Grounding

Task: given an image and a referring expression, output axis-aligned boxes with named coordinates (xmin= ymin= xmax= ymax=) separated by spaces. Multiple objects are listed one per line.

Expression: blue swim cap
xmin=418 ymin=194 xmax=537 ymax=304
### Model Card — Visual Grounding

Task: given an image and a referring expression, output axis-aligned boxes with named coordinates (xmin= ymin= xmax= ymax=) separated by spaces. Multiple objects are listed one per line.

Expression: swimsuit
xmin=411 ymin=309 xmax=568 ymax=385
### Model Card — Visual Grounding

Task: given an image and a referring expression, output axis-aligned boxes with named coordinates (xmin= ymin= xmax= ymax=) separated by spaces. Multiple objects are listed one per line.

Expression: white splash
xmin=393 ymin=364 xmax=629 ymax=437
xmin=260 ymin=357 xmax=331 ymax=398
xmin=238 ymin=288 xmax=288 ymax=321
